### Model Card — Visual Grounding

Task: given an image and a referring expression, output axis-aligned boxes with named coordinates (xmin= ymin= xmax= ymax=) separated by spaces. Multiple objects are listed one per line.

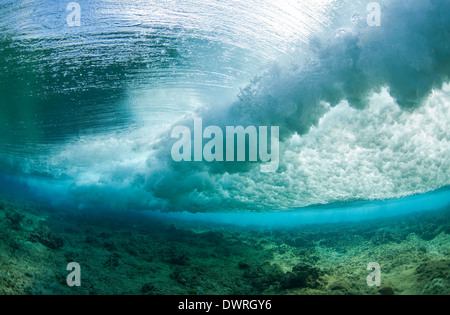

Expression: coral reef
xmin=28 ymin=226 xmax=64 ymax=250
xmin=5 ymin=212 xmax=25 ymax=230
xmin=0 ymin=196 xmax=449 ymax=295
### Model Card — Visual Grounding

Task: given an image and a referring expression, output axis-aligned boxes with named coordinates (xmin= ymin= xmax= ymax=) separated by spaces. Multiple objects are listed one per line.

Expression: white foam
xmin=28 ymin=85 xmax=448 ymax=212
xmin=18 ymin=0 xmax=450 ymax=212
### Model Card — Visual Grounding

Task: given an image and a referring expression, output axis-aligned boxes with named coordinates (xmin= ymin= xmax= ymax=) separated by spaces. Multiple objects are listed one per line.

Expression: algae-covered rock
xmin=371 ymin=229 xmax=402 ymax=245
xmin=242 ymin=263 xmax=284 ymax=293
xmin=238 ymin=261 xmax=251 ymax=270
xmin=416 ymin=260 xmax=450 ymax=295
xmin=28 ymin=226 xmax=64 ymax=249
xmin=421 ymin=278 xmax=447 ymax=295
xmin=379 ymin=286 xmax=395 ymax=295
xmin=280 ymin=264 xmax=323 ymax=290
xmin=283 ymin=236 xmax=314 ymax=248
xmin=416 ymin=223 xmax=441 ymax=241
xmin=416 ymin=260 xmax=450 ymax=282
xmin=160 ymin=247 xmax=190 ymax=266
xmin=141 ymin=283 xmax=162 ymax=295
xmin=103 ymin=253 xmax=121 ymax=268
xmin=5 ymin=212 xmax=25 ymax=230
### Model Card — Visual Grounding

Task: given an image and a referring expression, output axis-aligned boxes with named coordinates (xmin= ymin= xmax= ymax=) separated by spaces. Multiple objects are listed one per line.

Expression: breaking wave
xmin=0 ymin=0 xmax=449 ymax=214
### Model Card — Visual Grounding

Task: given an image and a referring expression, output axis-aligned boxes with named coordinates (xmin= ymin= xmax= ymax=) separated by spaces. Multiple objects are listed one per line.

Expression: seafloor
xmin=0 ymin=194 xmax=449 ymax=295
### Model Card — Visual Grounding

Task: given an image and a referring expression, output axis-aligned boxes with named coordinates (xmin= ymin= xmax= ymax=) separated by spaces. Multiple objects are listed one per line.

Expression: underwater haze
xmin=0 ymin=0 xmax=449 ymax=296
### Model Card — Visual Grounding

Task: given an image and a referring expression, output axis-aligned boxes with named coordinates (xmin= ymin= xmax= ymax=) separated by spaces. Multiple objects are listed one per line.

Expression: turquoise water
xmin=146 ymin=187 xmax=450 ymax=227
xmin=0 ymin=0 xmax=449 ymax=223
xmin=1 ymin=1 xmax=450 ymax=296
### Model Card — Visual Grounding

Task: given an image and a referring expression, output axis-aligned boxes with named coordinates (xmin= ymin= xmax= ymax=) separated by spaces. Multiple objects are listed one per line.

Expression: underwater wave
xmin=0 ymin=0 xmax=449 ymax=213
